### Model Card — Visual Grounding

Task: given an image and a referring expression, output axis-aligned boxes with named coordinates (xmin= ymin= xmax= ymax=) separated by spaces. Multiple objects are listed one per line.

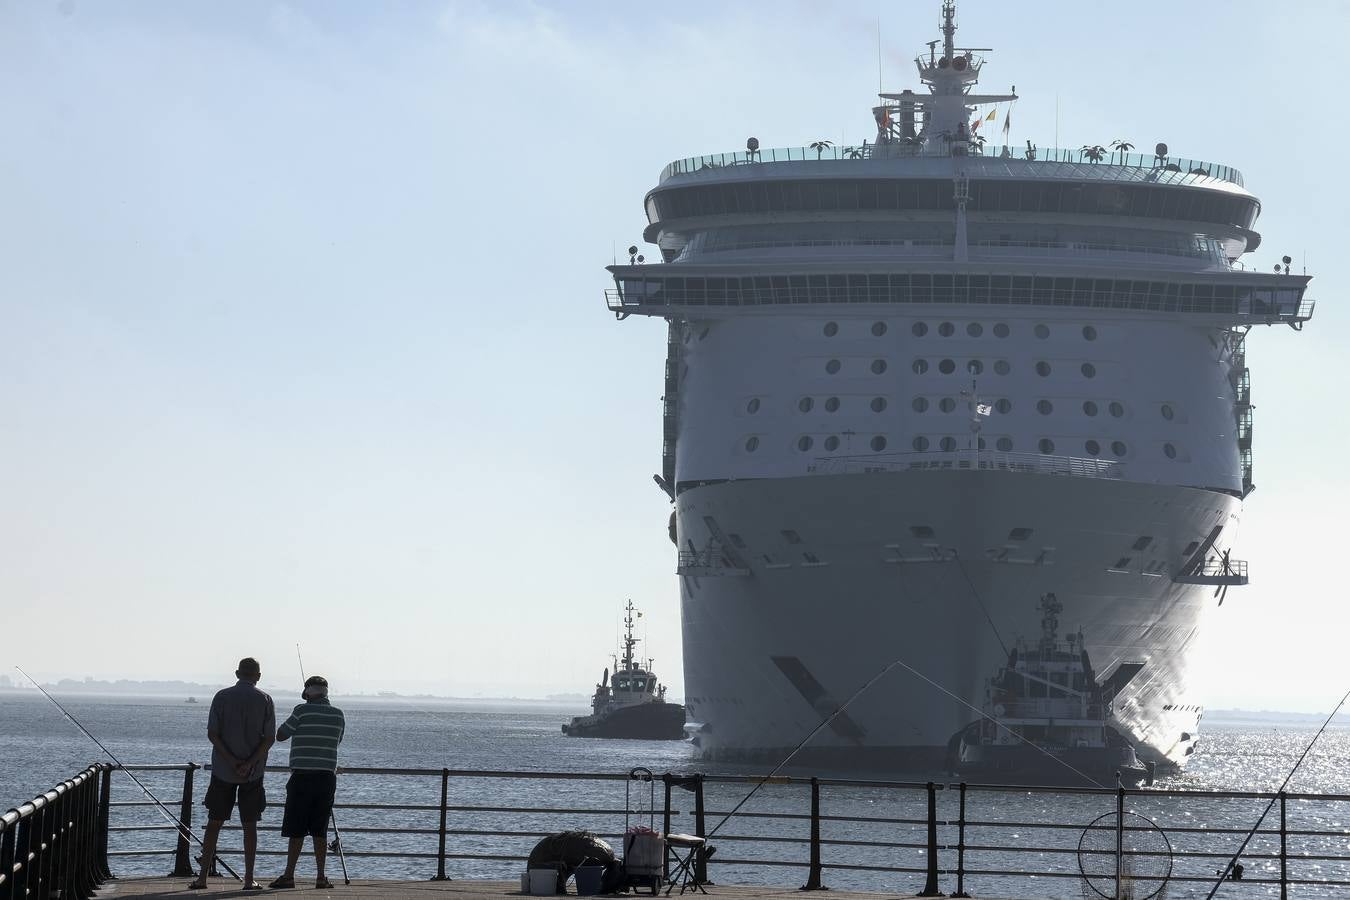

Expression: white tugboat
xmin=563 ymin=601 xmax=686 ymax=740
xmin=956 ymin=593 xmax=1150 ymax=786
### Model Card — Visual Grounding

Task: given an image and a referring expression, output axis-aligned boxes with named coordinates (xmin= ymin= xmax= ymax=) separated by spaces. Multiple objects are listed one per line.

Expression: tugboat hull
xmin=957 ymin=735 xmax=1149 ymax=787
xmin=563 ymin=702 xmax=686 ymax=740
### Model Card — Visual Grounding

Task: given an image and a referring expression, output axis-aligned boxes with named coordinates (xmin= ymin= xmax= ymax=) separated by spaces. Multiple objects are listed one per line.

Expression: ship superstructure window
xmin=871 ymin=359 xmax=888 ymax=374
xmin=940 ymin=436 xmax=957 ymax=451
xmin=1037 ymin=400 xmax=1053 ymax=415
xmin=825 ymin=436 xmax=840 ymax=451
xmin=873 ymin=397 xmax=889 ymax=412
xmin=799 ymin=397 xmax=814 ymax=413
xmin=939 ymin=359 xmax=956 ymax=374
xmin=996 ymin=437 xmax=1013 ymax=451
xmin=1161 ymin=404 xmax=1175 ymax=420
xmin=1036 ymin=361 xmax=1051 ymax=376
xmin=1112 ymin=441 xmax=1128 ymax=456
xmin=871 ymin=435 xmax=887 ymax=451
xmin=1083 ymin=325 xmax=1098 ymax=341
xmin=913 ymin=436 xmax=930 ymax=451
xmin=747 ymin=398 xmax=761 ymax=414
xmin=825 ymin=396 xmax=840 ymax=412
xmin=872 ymin=321 xmax=888 ymax=336
xmin=912 ymin=321 xmax=928 ymax=337
xmin=1039 ymin=438 xmax=1055 ymax=454
xmin=1035 ymin=324 xmax=1050 ymax=339
xmin=967 ymin=323 xmax=983 ymax=337
xmin=994 ymin=360 xmax=1011 ymax=375
xmin=745 ymin=436 xmax=760 ymax=452
xmin=967 ymin=360 xmax=983 ymax=375
xmin=1164 ymin=442 xmax=1177 ymax=459
xmin=1109 ymin=402 xmax=1125 ymax=418
xmin=1083 ymin=400 xmax=1098 ymax=416
xmin=995 ymin=399 xmax=1012 ymax=414
xmin=1086 ymin=440 xmax=1101 ymax=455
xmin=1081 ymin=363 xmax=1097 ymax=378
xmin=939 ymin=322 xmax=955 ymax=337
xmin=823 ymin=322 xmax=838 ymax=337
xmin=826 ymin=359 xmax=841 ymax=374
xmin=994 ymin=323 xmax=1010 ymax=338
xmin=913 ymin=359 xmax=929 ymax=374
xmin=798 ymin=436 xmax=814 ymax=451
xmin=939 ymin=397 xmax=956 ymax=413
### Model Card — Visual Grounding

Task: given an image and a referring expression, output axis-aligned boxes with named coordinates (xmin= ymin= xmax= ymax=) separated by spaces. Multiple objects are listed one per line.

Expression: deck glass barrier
xmin=658 ymin=144 xmax=1245 ymax=187
xmin=70 ymin=764 xmax=1350 ymax=898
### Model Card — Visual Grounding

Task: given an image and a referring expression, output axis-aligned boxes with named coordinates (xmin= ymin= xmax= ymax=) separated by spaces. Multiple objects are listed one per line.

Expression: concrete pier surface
xmin=95 ymin=877 xmax=1050 ymax=900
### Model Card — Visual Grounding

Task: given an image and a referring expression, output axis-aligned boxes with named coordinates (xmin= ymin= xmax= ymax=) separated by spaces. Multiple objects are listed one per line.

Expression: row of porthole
xmin=797 ymin=396 xmax=889 ymax=413
xmin=746 ymin=435 xmax=890 ymax=453
xmin=823 ymin=321 xmax=1100 ymax=341
xmin=754 ymin=396 xmax=1132 ymax=417
xmin=746 ymin=435 xmax=1184 ymax=458
xmin=907 ymin=359 xmax=1097 ymax=378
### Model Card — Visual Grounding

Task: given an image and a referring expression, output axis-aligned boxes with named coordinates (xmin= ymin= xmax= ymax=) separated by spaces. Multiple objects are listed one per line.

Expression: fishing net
xmin=1077 ymin=811 xmax=1173 ymax=900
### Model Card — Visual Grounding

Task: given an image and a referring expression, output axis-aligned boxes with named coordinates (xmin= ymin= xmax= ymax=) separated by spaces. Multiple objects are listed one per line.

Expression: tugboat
xmin=562 ymin=601 xmax=686 ymax=740
xmin=956 ymin=593 xmax=1151 ymax=787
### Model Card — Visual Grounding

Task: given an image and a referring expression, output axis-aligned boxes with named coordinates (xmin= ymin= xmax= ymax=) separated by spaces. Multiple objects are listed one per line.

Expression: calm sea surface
xmin=3 ymin=691 xmax=1348 ymax=898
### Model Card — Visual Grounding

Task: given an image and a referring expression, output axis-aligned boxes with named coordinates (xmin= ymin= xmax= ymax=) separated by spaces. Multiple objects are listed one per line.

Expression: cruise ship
xmin=603 ymin=3 xmax=1312 ymax=777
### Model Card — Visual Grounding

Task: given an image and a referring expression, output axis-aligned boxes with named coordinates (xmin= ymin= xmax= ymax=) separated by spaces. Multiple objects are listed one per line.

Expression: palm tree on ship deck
xmin=1111 ymin=139 xmax=1134 ymax=165
xmin=810 ymin=140 xmax=833 ymax=160
xmin=1081 ymin=144 xmax=1106 ymax=164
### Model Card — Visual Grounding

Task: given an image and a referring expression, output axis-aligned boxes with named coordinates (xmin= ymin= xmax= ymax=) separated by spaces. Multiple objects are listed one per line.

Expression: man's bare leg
xmin=314 ymin=834 xmax=327 ymax=882
xmin=279 ymin=836 xmax=305 ymax=880
xmin=193 ymin=820 xmax=224 ymax=887
xmin=242 ymin=822 xmax=258 ymax=886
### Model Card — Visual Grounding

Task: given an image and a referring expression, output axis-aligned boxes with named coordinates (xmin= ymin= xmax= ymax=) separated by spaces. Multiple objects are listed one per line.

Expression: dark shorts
xmin=281 ymin=771 xmax=337 ymax=839
xmin=204 ymin=775 xmax=266 ymax=823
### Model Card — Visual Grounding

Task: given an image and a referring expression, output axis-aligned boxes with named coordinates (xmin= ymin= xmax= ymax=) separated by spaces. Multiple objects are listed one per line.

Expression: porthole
xmin=1035 ymin=361 xmax=1051 ymax=377
xmin=1081 ymin=362 xmax=1097 ymax=378
xmin=913 ymin=436 xmax=930 ymax=451
xmin=823 ymin=322 xmax=838 ymax=337
xmin=872 ymin=397 xmax=889 ymax=412
xmin=996 ymin=437 xmax=1013 ymax=451
xmin=939 ymin=397 xmax=956 ymax=413
xmin=798 ymin=436 xmax=814 ymax=452
xmin=747 ymin=398 xmax=760 ymax=414
xmin=994 ymin=360 xmax=1011 ymax=375
xmin=799 ymin=397 xmax=814 ymax=413
xmin=825 ymin=359 xmax=841 ymax=374
xmin=1085 ymin=440 xmax=1101 ymax=456
xmin=1037 ymin=399 xmax=1053 ymax=415
xmin=1035 ymin=324 xmax=1050 ymax=339
xmin=825 ymin=436 xmax=840 ymax=452
xmin=912 ymin=359 xmax=929 ymax=375
xmin=912 ymin=321 xmax=928 ymax=337
xmin=1111 ymin=440 xmax=1127 ymax=456
xmin=967 ymin=359 xmax=983 ymax=375
xmin=1161 ymin=404 xmax=1175 ymax=421
xmin=871 ymin=359 xmax=888 ymax=374
xmin=940 ymin=436 xmax=957 ymax=451
xmin=1039 ymin=438 xmax=1055 ymax=454
xmin=967 ymin=323 xmax=983 ymax=337
xmin=993 ymin=323 xmax=1010 ymax=338
xmin=1083 ymin=325 xmax=1098 ymax=341
xmin=995 ymin=398 xmax=1012 ymax=414
xmin=939 ymin=322 xmax=955 ymax=337
xmin=745 ymin=436 xmax=759 ymax=452
xmin=825 ymin=396 xmax=840 ymax=412
xmin=872 ymin=321 xmax=888 ymax=337
xmin=1164 ymin=442 xmax=1177 ymax=459
xmin=1083 ymin=400 xmax=1099 ymax=417
xmin=1109 ymin=401 xmax=1125 ymax=418
xmin=871 ymin=435 xmax=887 ymax=452
xmin=939 ymin=359 xmax=956 ymax=374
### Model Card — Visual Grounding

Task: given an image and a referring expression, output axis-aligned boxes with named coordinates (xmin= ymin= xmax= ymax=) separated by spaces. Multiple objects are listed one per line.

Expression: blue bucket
xmin=574 ymin=865 xmax=605 ymax=896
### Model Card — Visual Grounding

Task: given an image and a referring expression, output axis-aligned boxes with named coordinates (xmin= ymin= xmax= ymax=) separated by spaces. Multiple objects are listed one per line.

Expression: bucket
xmin=574 ymin=865 xmax=605 ymax=896
xmin=527 ymin=869 xmax=557 ymax=896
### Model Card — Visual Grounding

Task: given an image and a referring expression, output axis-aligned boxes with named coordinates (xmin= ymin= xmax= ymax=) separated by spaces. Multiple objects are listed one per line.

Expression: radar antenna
xmin=941 ymin=1 xmax=957 ymax=62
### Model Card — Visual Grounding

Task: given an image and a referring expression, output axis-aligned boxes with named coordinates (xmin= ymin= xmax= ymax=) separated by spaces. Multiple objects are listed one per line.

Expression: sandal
xmin=242 ymin=882 xmax=265 ymax=892
xmin=188 ymin=878 xmax=208 ymax=890
xmin=315 ymin=878 xmax=334 ymax=889
xmin=268 ymin=876 xmax=295 ymax=890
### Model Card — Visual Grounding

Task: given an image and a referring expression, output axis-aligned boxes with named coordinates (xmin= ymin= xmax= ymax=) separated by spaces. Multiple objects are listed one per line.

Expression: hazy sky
xmin=1 ymin=0 xmax=1345 ymax=711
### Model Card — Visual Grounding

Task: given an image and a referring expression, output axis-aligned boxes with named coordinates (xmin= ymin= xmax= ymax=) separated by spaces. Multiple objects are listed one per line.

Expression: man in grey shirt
xmin=190 ymin=657 xmax=275 ymax=890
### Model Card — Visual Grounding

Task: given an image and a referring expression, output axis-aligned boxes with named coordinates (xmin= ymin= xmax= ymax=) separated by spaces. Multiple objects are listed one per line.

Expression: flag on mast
xmin=1002 ymin=109 xmax=1012 ymax=137
xmin=985 ymin=109 xmax=997 ymax=122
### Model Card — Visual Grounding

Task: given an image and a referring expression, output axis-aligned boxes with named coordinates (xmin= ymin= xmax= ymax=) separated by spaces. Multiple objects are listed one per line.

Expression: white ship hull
xmin=677 ymin=468 xmax=1231 ymax=773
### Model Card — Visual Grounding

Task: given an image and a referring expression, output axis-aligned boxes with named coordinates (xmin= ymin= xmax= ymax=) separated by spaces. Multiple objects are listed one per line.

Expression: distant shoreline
xmin=0 ymin=683 xmax=596 ymax=704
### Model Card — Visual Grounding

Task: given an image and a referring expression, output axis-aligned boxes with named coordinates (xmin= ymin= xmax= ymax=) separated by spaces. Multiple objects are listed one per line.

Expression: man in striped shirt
xmin=269 ymin=675 xmax=346 ymax=889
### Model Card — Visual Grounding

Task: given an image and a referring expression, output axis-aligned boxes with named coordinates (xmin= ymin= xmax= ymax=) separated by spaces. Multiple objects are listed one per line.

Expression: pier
xmin=7 ymin=764 xmax=1350 ymax=899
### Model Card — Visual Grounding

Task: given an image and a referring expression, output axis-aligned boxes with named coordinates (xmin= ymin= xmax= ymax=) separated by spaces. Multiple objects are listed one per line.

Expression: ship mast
xmin=622 ymin=599 xmax=638 ymax=672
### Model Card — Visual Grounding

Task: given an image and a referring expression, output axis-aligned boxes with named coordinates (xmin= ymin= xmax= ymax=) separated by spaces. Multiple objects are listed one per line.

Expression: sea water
xmin=3 ymin=691 xmax=1347 ymax=898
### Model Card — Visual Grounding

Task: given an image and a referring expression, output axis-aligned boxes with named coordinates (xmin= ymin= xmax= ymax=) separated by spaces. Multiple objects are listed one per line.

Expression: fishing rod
xmin=1203 ymin=683 xmax=1350 ymax=900
xmin=15 ymin=665 xmax=242 ymax=881
xmin=295 ymin=644 xmax=350 ymax=885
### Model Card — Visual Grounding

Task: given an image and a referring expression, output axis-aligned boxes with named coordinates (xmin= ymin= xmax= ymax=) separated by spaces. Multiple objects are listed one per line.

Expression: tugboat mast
xmin=622 ymin=599 xmax=639 ymax=672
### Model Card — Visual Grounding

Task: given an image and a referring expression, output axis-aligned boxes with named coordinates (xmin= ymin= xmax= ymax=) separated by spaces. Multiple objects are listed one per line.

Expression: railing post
xmin=917 ymin=782 xmax=943 ymax=897
xmin=1279 ymin=791 xmax=1287 ymax=900
xmin=11 ymin=815 xmax=33 ymax=900
xmin=96 ymin=765 xmax=112 ymax=881
xmin=172 ymin=765 xmax=198 ymax=877
xmin=661 ymin=774 xmax=673 ymax=881
xmin=1115 ymin=786 xmax=1125 ymax=900
xmin=432 ymin=768 xmax=450 ymax=881
xmin=692 ymin=775 xmax=708 ymax=885
xmin=800 ymin=777 xmax=824 ymax=891
xmin=950 ymin=784 xmax=969 ymax=898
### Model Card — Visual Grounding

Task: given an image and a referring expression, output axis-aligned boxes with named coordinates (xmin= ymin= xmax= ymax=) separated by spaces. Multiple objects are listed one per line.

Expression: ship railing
xmin=671 ymin=238 xmax=1220 ymax=267
xmin=807 ymin=450 xmax=1124 ymax=480
xmin=659 ymin=143 xmax=1244 ymax=187
xmin=0 ymin=764 xmax=112 ymax=900
xmin=62 ymin=763 xmax=1350 ymax=897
